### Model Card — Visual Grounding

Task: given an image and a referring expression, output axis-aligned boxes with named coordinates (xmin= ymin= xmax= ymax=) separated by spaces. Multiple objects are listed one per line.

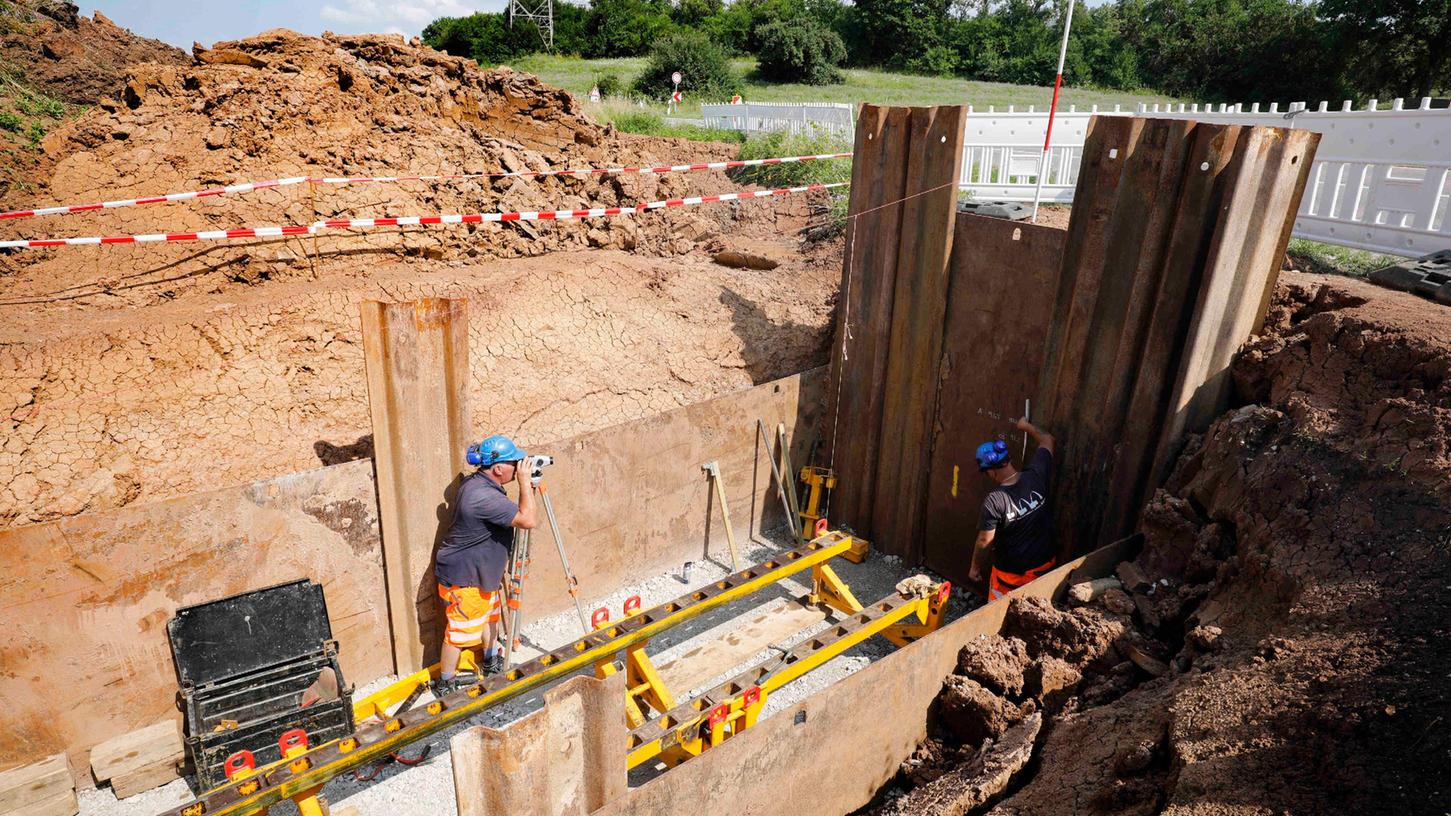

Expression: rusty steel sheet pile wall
xmin=1036 ymin=117 xmax=1318 ymax=556
xmin=824 ymin=104 xmax=966 ymax=560
xmin=828 ymin=111 xmax=1317 ymax=567
xmin=0 ymin=460 xmax=392 ymax=779
xmin=594 ymin=537 xmax=1135 ymax=816
xmin=361 ymin=297 xmax=473 ymax=673
xmin=922 ymin=216 xmax=1066 ymax=584
xmin=0 ymin=368 xmax=822 ymax=782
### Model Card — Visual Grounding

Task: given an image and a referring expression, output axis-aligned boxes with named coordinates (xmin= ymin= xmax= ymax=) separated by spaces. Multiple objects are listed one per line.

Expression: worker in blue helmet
xmin=968 ymin=418 xmax=1058 ymax=600
xmin=433 ymin=434 xmax=539 ymax=693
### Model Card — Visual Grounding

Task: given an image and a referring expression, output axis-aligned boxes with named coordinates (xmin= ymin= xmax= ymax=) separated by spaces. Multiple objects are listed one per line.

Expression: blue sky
xmin=89 ymin=1 xmax=507 ymax=48
xmin=92 ymin=0 xmax=1108 ymax=50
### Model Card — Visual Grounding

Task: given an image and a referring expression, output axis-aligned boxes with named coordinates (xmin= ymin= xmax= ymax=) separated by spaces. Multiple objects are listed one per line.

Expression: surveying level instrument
xmin=502 ymin=454 xmax=590 ymax=670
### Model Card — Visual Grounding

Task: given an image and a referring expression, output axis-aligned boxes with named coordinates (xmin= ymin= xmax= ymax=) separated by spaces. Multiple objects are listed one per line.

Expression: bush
xmin=727 ymin=128 xmax=851 ymax=187
xmin=632 ymin=30 xmax=740 ymax=102
xmin=754 ymin=19 xmax=846 ymax=84
xmin=0 ymin=110 xmax=21 ymax=132
xmin=594 ymin=72 xmax=625 ymax=99
xmin=904 ymin=44 xmax=957 ymax=77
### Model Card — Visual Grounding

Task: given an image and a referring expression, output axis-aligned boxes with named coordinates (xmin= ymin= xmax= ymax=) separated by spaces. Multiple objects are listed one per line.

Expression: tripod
xmin=502 ymin=476 xmax=590 ymax=670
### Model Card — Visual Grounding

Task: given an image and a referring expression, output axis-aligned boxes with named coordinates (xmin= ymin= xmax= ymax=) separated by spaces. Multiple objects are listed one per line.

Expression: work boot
xmin=430 ymin=675 xmax=462 ymax=697
xmin=484 ymin=652 xmax=505 ymax=675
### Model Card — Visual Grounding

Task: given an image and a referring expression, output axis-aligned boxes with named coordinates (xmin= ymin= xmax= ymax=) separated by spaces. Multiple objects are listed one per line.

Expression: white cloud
xmin=319 ymin=0 xmax=497 ymax=34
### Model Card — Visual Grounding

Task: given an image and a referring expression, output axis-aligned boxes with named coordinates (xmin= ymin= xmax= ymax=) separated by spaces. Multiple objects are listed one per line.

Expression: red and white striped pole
xmin=1031 ymin=0 xmax=1076 ymax=223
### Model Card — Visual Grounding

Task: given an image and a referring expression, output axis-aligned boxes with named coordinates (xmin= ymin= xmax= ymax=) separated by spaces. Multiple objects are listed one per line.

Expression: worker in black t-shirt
xmin=968 ymin=418 xmax=1057 ymax=600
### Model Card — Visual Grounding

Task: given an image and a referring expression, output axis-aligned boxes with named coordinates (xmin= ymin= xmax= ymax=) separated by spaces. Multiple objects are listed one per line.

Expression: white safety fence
xmin=701 ymin=102 xmax=855 ymax=136
xmin=698 ymin=99 xmax=1449 ymax=257
xmin=959 ymin=99 xmax=1451 ymax=257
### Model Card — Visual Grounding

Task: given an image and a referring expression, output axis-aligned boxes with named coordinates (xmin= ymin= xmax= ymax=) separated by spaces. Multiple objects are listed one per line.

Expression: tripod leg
xmin=539 ymin=485 xmax=591 ymax=632
xmin=503 ymin=528 xmax=528 ymax=671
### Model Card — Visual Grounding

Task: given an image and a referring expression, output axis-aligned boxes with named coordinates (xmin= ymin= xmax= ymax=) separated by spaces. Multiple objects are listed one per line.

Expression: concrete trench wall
xmin=0 ymin=368 xmax=823 ymax=781
xmin=595 ymin=536 xmax=1135 ymax=816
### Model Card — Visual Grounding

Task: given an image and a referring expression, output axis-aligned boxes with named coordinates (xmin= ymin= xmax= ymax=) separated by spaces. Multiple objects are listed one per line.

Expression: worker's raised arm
xmin=1014 ymin=417 xmax=1055 ymax=456
xmin=512 ymin=463 xmax=540 ymax=529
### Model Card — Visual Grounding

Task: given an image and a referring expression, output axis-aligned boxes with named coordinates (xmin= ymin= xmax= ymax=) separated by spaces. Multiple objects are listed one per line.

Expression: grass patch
xmin=514 ymin=53 xmax=1182 ymax=119
xmin=729 ymin=128 xmax=851 ymax=187
xmin=1287 ymin=238 xmax=1399 ymax=278
xmin=588 ymin=99 xmax=744 ymax=142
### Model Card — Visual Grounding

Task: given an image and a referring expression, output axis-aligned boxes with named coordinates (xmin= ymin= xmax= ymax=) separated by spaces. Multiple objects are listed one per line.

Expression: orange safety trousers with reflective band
xmin=989 ymin=558 xmax=1056 ymax=601
xmin=439 ymin=584 xmax=501 ymax=648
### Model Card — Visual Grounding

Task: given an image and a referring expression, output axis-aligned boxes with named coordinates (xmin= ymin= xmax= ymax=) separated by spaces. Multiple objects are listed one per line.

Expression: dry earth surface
xmin=0 ymin=28 xmax=843 ymax=529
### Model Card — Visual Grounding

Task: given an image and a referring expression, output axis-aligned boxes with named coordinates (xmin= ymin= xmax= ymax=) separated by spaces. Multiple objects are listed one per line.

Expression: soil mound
xmin=0 ymin=29 xmax=772 ymax=310
xmin=0 ymin=1 xmax=187 ymax=104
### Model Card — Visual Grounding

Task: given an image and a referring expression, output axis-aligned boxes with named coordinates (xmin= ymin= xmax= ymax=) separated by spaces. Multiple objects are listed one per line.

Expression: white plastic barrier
xmin=958 ymin=99 xmax=1451 ymax=257
xmin=701 ymin=102 xmax=855 ymax=136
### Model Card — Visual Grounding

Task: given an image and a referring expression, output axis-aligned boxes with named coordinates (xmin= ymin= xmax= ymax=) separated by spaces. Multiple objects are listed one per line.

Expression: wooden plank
xmin=655 ymin=597 xmax=831 ymax=695
xmin=824 ymin=105 xmax=912 ymax=544
xmin=0 ymin=755 xmax=70 ymax=814
xmin=4 ymin=790 xmax=76 ymax=816
xmin=89 ymin=720 xmax=181 ymax=782
xmin=110 ymin=758 xmax=182 ymax=799
xmin=922 ymin=215 xmax=1065 ymax=585
xmin=872 ymin=105 xmax=968 ymax=560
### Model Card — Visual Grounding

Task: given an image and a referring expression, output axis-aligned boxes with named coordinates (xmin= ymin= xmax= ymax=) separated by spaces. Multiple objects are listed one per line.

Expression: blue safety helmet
xmin=467 ymin=435 xmax=527 ymax=468
xmin=975 ymin=440 xmax=1010 ymax=472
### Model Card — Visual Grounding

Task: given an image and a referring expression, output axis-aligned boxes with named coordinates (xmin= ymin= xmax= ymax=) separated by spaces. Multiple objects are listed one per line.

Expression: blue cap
xmin=467 ymin=435 xmax=527 ymax=467
xmin=975 ymin=440 xmax=1010 ymax=471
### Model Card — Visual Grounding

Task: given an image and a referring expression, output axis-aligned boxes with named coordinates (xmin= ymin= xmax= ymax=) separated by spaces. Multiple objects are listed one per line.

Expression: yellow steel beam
xmin=167 ymin=534 xmax=856 ymax=816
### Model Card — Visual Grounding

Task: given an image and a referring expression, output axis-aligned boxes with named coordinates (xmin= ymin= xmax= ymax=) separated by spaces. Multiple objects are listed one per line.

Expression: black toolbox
xmin=168 ymin=579 xmax=354 ymax=790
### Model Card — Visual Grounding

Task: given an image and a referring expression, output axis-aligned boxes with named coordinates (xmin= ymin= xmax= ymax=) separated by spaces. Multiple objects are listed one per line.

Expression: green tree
xmin=422 ymin=13 xmax=541 ymax=65
xmin=632 ymin=29 xmax=742 ymax=100
xmin=755 ymin=18 xmax=848 ymax=84
xmin=1320 ymin=0 xmax=1451 ymax=99
xmin=846 ymin=0 xmax=953 ymax=70
xmin=585 ymin=0 xmax=675 ymax=56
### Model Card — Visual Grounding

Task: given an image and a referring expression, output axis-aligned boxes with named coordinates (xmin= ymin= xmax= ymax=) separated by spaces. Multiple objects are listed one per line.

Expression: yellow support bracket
xmin=880 ymin=582 xmax=953 ymax=647
xmin=593 ymin=595 xmax=677 ymax=728
xmin=810 ymin=562 xmax=863 ymax=615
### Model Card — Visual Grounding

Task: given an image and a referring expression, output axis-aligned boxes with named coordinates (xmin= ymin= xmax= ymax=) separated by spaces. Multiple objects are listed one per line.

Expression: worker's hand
xmin=514 ymin=459 xmax=529 ymax=484
xmin=1012 ymin=416 xmax=1033 ymax=433
xmin=968 ymin=564 xmax=982 ymax=583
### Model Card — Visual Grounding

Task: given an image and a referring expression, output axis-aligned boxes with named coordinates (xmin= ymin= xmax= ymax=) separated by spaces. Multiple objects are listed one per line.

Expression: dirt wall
xmin=0 ymin=368 xmax=822 ymax=782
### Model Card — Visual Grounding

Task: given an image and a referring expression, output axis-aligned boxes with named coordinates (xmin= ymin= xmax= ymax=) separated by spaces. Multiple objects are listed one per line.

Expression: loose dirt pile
xmin=0 ymin=1 xmax=186 ymax=104
xmin=0 ymin=28 xmax=842 ymax=529
xmin=872 ymin=270 xmax=1451 ymax=814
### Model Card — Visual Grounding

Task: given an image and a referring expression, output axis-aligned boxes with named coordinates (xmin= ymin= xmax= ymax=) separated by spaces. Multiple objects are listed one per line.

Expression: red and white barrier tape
xmin=0 ymin=183 xmax=845 ymax=249
xmin=0 ymin=153 xmax=852 ymax=220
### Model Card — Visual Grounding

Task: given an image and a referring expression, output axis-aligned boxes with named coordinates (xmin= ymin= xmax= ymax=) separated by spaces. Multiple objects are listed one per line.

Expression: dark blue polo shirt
xmin=435 ymin=472 xmax=518 ymax=590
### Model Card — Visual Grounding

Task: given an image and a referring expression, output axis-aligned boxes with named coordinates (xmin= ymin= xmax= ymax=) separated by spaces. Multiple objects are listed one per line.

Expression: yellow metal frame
xmin=625 ymin=581 xmax=950 ymax=770
xmin=593 ymin=600 xmax=676 ymax=728
xmin=178 ymin=534 xmax=858 ymax=816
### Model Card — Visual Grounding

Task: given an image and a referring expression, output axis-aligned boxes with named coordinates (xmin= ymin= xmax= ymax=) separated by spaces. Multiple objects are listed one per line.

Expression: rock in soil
xmin=876 ymin=713 xmax=1041 ymax=816
xmin=937 ymin=675 xmax=1023 ymax=746
xmin=954 ymin=635 xmax=1032 ymax=697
